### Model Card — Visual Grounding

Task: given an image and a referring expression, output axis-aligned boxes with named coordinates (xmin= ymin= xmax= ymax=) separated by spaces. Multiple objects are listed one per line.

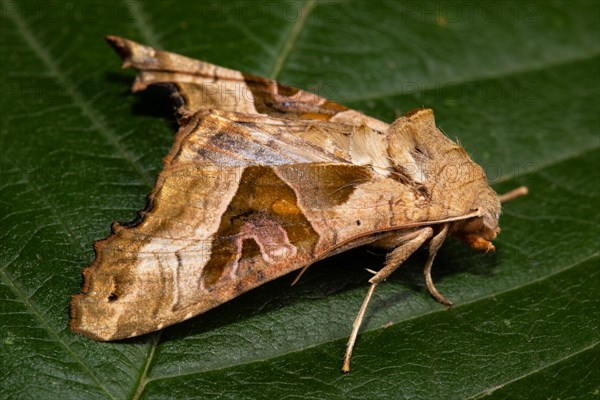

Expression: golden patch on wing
xmin=275 ymin=163 xmax=373 ymax=209
xmin=201 ymin=166 xmax=320 ymax=288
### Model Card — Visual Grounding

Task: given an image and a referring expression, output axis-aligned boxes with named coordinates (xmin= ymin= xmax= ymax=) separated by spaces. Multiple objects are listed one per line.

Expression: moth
xmin=71 ymin=36 xmax=527 ymax=372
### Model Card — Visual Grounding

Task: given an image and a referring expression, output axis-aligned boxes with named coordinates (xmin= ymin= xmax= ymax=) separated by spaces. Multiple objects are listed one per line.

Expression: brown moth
xmin=70 ymin=36 xmax=527 ymax=372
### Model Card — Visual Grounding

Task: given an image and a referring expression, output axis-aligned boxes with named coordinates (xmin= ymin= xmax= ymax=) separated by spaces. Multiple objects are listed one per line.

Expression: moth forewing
xmin=104 ymin=35 xmax=389 ymax=132
xmin=71 ymin=37 xmax=526 ymax=374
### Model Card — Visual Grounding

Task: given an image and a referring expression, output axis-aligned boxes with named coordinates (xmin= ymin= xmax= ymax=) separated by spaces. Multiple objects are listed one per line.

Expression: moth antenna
xmin=365 ymin=268 xmax=378 ymax=275
xmin=499 ymin=186 xmax=528 ymax=203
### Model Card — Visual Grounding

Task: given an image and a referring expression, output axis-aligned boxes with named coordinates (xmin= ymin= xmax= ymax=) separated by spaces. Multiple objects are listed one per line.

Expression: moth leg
xmin=423 ymin=224 xmax=452 ymax=306
xmin=342 ymin=227 xmax=433 ymax=373
xmin=291 ymin=264 xmax=311 ymax=286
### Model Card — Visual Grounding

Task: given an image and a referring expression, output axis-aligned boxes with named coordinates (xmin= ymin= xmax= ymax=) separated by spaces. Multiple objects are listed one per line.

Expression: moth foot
xmin=425 ymin=273 xmax=453 ymax=307
xmin=433 ymin=293 xmax=454 ymax=307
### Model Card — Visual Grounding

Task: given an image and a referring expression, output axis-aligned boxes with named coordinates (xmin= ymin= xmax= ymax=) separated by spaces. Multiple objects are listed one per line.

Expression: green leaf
xmin=1 ymin=1 xmax=598 ymax=399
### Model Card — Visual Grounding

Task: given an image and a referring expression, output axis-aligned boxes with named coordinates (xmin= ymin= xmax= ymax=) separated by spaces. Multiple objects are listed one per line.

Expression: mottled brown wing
xmin=70 ymin=110 xmax=418 ymax=341
xmin=105 ymin=36 xmax=388 ymax=131
xmin=71 ymin=80 xmax=500 ymax=341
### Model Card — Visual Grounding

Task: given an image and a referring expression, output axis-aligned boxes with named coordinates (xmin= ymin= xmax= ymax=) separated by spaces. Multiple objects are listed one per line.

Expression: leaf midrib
xmin=144 ymin=252 xmax=599 ymax=383
xmin=465 ymin=341 xmax=599 ymax=400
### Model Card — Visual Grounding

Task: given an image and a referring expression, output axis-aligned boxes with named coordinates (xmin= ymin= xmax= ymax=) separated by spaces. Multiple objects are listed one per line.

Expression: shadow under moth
xmin=70 ymin=36 xmax=527 ymax=372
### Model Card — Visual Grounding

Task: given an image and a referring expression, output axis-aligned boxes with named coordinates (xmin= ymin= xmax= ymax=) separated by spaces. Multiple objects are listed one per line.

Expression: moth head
xmin=387 ymin=108 xmax=502 ymax=253
xmin=453 ymin=187 xmax=502 ymax=253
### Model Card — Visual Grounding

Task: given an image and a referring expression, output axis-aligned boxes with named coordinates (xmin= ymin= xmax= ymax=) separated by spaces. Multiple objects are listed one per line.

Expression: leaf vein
xmin=341 ymin=51 xmax=600 ymax=104
xmin=465 ymin=341 xmax=599 ymax=399
xmin=269 ymin=0 xmax=316 ymax=79
xmin=145 ymin=253 xmax=598 ymax=383
xmin=125 ymin=0 xmax=164 ymax=48
xmin=2 ymin=0 xmax=153 ymax=186
xmin=0 ymin=268 xmax=117 ymax=400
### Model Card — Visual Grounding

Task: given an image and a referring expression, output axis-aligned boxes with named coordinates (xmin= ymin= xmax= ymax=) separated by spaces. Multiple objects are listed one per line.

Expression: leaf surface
xmin=1 ymin=1 xmax=598 ymax=399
